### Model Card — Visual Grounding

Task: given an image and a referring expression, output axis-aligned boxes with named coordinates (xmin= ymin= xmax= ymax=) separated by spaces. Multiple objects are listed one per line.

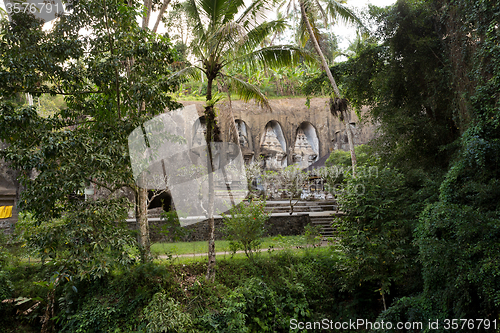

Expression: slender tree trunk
xmin=300 ymin=1 xmax=340 ymax=97
xmin=205 ymin=76 xmax=217 ymax=281
xmin=137 ymin=186 xmax=150 ymax=261
xmin=152 ymin=0 xmax=172 ymax=33
xmin=300 ymin=0 xmax=357 ymax=174
xmin=142 ymin=0 xmax=153 ymax=29
xmin=343 ymin=117 xmax=357 ymax=176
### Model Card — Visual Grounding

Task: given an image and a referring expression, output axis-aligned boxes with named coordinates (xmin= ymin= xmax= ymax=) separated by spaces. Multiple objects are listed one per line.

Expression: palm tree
xmin=175 ymin=0 xmax=313 ymax=280
xmin=292 ymin=0 xmax=363 ymax=174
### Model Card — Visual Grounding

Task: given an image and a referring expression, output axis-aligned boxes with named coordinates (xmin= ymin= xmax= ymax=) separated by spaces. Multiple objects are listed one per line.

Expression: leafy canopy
xmin=177 ymin=0 xmax=315 ymax=107
xmin=0 ymin=0 xmax=181 ymax=275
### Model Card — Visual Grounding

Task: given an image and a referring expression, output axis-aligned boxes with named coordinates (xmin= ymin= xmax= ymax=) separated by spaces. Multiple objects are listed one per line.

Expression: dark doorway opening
xmin=148 ymin=191 xmax=172 ymax=212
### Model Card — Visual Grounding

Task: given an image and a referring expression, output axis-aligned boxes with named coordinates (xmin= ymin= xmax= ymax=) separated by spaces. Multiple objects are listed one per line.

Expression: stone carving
xmin=293 ymin=128 xmax=317 ymax=169
xmin=236 ymin=120 xmax=254 ymax=164
xmin=236 ymin=121 xmax=249 ymax=147
xmin=260 ymin=124 xmax=287 ymax=170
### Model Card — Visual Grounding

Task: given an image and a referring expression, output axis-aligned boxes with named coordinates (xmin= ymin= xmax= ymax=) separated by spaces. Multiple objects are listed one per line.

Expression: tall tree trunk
xmin=300 ymin=0 xmax=357 ymax=175
xmin=344 ymin=118 xmax=357 ymax=175
xmin=137 ymin=185 xmax=150 ymax=261
xmin=152 ymin=0 xmax=172 ymax=33
xmin=142 ymin=0 xmax=153 ymax=29
xmin=205 ymin=76 xmax=217 ymax=281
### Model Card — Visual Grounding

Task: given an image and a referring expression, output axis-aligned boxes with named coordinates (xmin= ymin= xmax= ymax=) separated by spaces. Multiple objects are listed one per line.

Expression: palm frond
xmin=285 ymin=0 xmax=293 ymax=16
xmin=198 ymin=0 xmax=241 ymax=30
xmin=189 ymin=40 xmax=207 ymax=61
xmin=323 ymin=0 xmax=364 ymax=30
xmin=222 ymin=73 xmax=271 ymax=110
xmin=167 ymin=66 xmax=202 ymax=83
xmin=183 ymin=0 xmax=207 ymax=41
xmin=210 ymin=21 xmax=246 ymax=57
xmin=221 ymin=0 xmax=245 ymax=25
xmin=315 ymin=0 xmax=328 ymax=26
xmin=0 ymin=6 xmax=7 ymax=20
xmin=229 ymin=45 xmax=317 ymax=70
xmin=236 ymin=0 xmax=269 ymax=25
xmin=236 ymin=19 xmax=288 ymax=55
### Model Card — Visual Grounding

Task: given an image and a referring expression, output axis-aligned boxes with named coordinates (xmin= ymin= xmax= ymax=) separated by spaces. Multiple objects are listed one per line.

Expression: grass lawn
xmin=152 ymin=243 xmax=339 ymax=264
xmin=151 ymin=235 xmax=312 ymax=256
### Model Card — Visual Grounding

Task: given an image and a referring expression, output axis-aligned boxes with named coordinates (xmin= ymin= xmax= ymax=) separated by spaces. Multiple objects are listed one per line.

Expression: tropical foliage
xmin=0 ymin=0 xmax=499 ymax=330
xmin=0 ymin=0 xmax=181 ymax=275
xmin=222 ymin=199 xmax=269 ymax=258
xmin=308 ymin=0 xmax=500 ymax=324
xmin=175 ymin=0 xmax=314 ymax=279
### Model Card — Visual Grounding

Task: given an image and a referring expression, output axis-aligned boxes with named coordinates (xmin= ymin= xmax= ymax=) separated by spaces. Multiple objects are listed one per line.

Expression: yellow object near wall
xmin=0 ymin=206 xmax=13 ymax=219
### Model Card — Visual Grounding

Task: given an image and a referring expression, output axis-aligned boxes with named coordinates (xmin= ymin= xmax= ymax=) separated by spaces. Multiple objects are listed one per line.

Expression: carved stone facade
xmin=260 ymin=121 xmax=288 ymax=170
xmin=181 ymin=97 xmax=376 ymax=170
xmin=293 ymin=123 xmax=319 ymax=169
xmin=0 ymin=98 xmax=377 ymax=232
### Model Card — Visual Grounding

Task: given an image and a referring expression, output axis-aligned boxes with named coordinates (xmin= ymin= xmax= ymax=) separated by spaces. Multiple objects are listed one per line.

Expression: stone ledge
xmin=128 ymin=214 xmax=311 ymax=242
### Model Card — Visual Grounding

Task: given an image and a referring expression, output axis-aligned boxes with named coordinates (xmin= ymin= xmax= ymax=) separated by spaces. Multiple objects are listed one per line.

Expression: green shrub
xmin=325 ymin=145 xmax=376 ymax=168
xmin=0 ymin=269 xmax=14 ymax=326
xmin=303 ymin=224 xmax=322 ymax=246
xmin=373 ymin=295 xmax=445 ymax=333
xmin=159 ymin=210 xmax=191 ymax=242
xmin=222 ymin=200 xmax=269 ymax=258
xmin=144 ymin=291 xmax=193 ymax=333
xmin=335 ymin=167 xmax=419 ymax=309
xmin=200 ymin=278 xmax=280 ymax=333
xmin=416 ymin=202 xmax=500 ymax=319
xmin=16 ymin=200 xmax=137 ymax=280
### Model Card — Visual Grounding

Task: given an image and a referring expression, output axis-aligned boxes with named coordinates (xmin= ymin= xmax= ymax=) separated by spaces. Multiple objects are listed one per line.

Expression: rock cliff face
xmin=0 ymin=98 xmax=377 ymax=231
xmin=180 ymin=97 xmax=376 ymax=170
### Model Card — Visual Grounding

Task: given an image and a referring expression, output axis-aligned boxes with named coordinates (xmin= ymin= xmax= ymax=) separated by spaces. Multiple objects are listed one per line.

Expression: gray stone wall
xmin=180 ymin=98 xmax=376 ymax=164
xmin=144 ymin=214 xmax=311 ymax=242
xmin=0 ymin=142 xmax=19 ymax=235
xmin=0 ymin=214 xmax=17 ymax=235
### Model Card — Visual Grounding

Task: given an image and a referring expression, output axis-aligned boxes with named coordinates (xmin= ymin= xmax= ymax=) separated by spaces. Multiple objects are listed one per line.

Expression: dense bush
xmin=417 ymin=203 xmax=500 ymax=320
xmin=144 ymin=291 xmax=194 ymax=333
xmin=222 ymin=199 xmax=269 ymax=258
xmin=57 ymin=263 xmax=177 ymax=332
xmin=16 ymin=199 xmax=138 ymax=280
xmin=0 ymin=235 xmax=14 ymax=327
xmin=335 ymin=167 xmax=423 ymax=310
xmin=325 ymin=145 xmax=376 ymax=168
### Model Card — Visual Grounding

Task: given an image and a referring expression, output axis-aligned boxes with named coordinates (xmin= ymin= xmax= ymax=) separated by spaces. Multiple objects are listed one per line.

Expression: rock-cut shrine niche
xmin=292 ymin=122 xmax=319 ymax=169
xmin=192 ymin=116 xmax=207 ymax=148
xmin=235 ymin=119 xmax=254 ymax=164
xmin=189 ymin=116 xmax=210 ymax=168
xmin=260 ymin=121 xmax=287 ymax=170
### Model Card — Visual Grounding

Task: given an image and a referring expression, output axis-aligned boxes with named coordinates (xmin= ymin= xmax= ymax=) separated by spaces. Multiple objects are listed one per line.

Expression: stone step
xmin=264 ymin=204 xmax=336 ymax=210
xmin=264 ymin=207 xmax=309 ymax=213
xmin=310 ymin=214 xmax=338 ymax=237
xmin=265 ymin=200 xmax=336 ymax=207
xmin=312 ymin=222 xmax=333 ymax=227
xmin=311 ymin=215 xmax=335 ymax=220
